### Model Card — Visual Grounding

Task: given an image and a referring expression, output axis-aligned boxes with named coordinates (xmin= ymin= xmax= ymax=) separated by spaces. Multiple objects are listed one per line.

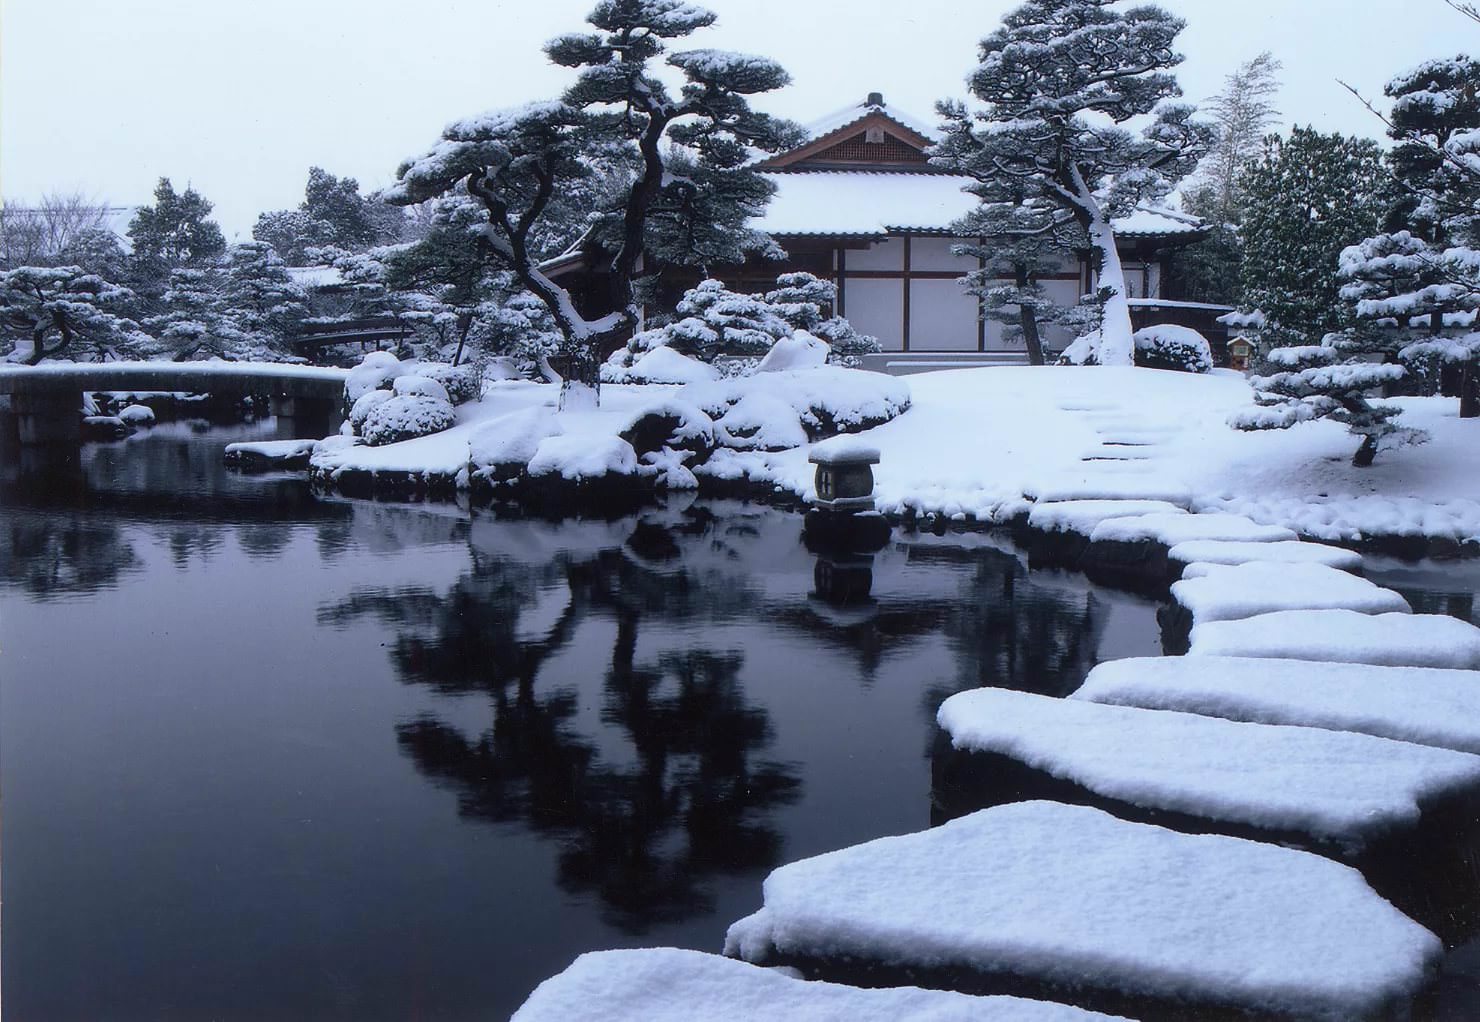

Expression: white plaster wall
xmin=909 ymin=236 xmax=978 ymax=273
xmin=845 ymin=277 xmax=905 ymax=350
xmin=909 ymin=278 xmax=980 ymax=351
xmin=849 ymin=237 xmax=905 ymax=271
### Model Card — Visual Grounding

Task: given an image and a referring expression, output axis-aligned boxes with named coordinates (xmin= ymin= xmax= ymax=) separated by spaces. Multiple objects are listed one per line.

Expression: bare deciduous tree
xmin=0 ymin=192 xmax=111 ymax=269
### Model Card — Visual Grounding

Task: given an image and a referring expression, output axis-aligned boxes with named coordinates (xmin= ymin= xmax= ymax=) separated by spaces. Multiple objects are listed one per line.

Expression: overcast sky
xmin=2 ymin=0 xmax=1468 ymax=239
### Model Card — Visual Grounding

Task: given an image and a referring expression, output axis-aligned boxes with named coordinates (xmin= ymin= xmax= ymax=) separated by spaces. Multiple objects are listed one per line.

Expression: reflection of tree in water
xmin=0 ymin=511 xmax=141 ymax=599
xmin=320 ymin=517 xmax=799 ymax=932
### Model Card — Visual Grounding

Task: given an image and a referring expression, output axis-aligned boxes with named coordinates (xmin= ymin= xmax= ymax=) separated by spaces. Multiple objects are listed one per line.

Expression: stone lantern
xmin=804 ymin=437 xmax=890 ymax=553
xmin=809 ymin=442 xmax=880 ymax=512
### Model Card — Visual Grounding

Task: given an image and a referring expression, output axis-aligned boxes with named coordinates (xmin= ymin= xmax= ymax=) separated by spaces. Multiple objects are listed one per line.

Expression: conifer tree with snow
xmin=934 ymin=0 xmax=1211 ymax=366
xmin=127 ymin=178 xmax=228 ymax=293
xmin=1174 ymin=52 xmax=1282 ymax=306
xmin=0 ymin=265 xmax=146 ymax=363
xmin=382 ymin=0 xmax=801 ymax=409
xmin=1338 ymin=55 xmax=1480 ymax=417
xmin=950 ymin=189 xmax=1083 ymax=365
xmin=254 ymin=167 xmax=407 ymax=263
xmin=217 ymin=242 xmax=309 ymax=359
xmin=1236 ymin=128 xmax=1390 ymax=348
xmin=145 ymin=266 xmax=230 ymax=360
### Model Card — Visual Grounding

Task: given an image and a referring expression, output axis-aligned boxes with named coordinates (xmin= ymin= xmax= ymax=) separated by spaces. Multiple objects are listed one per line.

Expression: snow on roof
xmin=800 ymin=97 xmax=941 ymax=144
xmin=287 ymin=264 xmax=344 ymax=289
xmin=724 ymin=800 xmax=1441 ymax=1019
xmin=755 ymin=171 xmax=1204 ymax=239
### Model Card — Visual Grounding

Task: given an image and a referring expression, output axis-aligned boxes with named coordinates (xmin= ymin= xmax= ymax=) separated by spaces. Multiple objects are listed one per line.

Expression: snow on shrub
xmin=681 ymin=366 xmax=911 ymax=445
xmin=345 ymin=350 xmax=406 ymax=402
xmin=1133 ymin=324 xmax=1214 ymax=373
xmin=348 ymin=389 xmax=393 ymax=432
xmin=619 ymin=398 xmax=717 ymax=456
xmin=118 ymin=404 xmax=156 ymax=426
xmin=392 ymin=373 xmax=451 ymax=403
xmin=468 ymin=407 xmax=564 ymax=482
xmin=407 ymin=362 xmax=480 ymax=404
xmin=603 ymin=345 xmax=721 ymax=385
xmin=618 ymin=273 xmax=878 ymax=371
xmin=359 ymin=393 xmax=456 ymax=447
xmin=716 ymin=393 xmax=809 ymax=451
xmin=755 ymin=330 xmax=827 ymax=373
xmin=527 ymin=434 xmax=639 ymax=481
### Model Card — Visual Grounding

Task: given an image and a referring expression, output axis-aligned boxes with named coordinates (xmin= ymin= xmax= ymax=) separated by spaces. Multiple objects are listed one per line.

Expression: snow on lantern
xmin=808 ymin=437 xmax=880 ymax=511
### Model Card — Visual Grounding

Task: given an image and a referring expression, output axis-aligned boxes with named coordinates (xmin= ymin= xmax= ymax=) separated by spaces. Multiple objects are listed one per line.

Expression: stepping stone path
xmin=936 ymin=688 xmax=1480 ymax=849
xmin=1191 ymin=609 xmax=1480 ymax=668
xmin=1076 ymin=655 xmax=1480 ymax=756
xmin=725 ymin=801 xmax=1440 ymax=1020
xmin=514 ymin=395 xmax=1480 ymax=1019
xmin=512 ymin=947 xmax=1129 ymax=1021
xmin=1170 ymin=561 xmax=1411 ymax=624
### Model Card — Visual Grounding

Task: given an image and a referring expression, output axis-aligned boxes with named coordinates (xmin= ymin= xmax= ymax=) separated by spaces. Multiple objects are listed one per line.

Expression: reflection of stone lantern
xmin=803 ymin=438 xmax=891 ymax=554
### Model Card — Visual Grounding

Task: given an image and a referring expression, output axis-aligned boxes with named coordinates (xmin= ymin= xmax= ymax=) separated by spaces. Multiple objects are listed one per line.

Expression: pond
xmin=0 ymin=424 xmax=1166 ymax=1020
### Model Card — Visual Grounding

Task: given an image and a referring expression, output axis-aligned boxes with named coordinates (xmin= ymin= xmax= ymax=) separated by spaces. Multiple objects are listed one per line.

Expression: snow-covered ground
xmin=304 ymin=365 xmax=1480 ymax=545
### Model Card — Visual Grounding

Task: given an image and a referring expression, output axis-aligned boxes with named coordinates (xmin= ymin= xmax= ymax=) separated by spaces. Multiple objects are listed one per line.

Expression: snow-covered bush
xmin=348 ymin=389 xmax=393 ymax=433
xmin=392 ymin=374 xmax=451 ymax=403
xmin=602 ymin=345 xmax=721 ymax=385
xmin=407 ymin=362 xmax=480 ymax=404
xmin=755 ymin=330 xmax=828 ymax=373
xmin=619 ymin=399 xmax=717 ymax=457
xmin=1133 ymin=324 xmax=1213 ymax=373
xmin=681 ymin=366 xmax=911 ymax=447
xmin=359 ymin=391 xmax=456 ymax=446
xmin=345 ymin=351 xmax=407 ymax=402
xmin=617 ymin=273 xmax=878 ymax=371
xmin=527 ymin=434 xmax=639 ymax=481
xmin=468 ymin=407 xmax=564 ymax=483
xmin=715 ymin=393 xmax=809 ymax=451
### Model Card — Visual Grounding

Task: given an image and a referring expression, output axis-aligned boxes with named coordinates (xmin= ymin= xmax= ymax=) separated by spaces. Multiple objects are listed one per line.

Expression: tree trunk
xmin=553 ymin=350 xmax=601 ymax=412
xmin=1462 ymin=358 xmax=1480 ymax=419
xmin=452 ymin=312 xmax=473 ymax=368
xmin=1018 ymin=301 xmax=1045 ymax=366
xmin=1352 ymin=434 xmax=1378 ymax=467
xmin=1065 ymin=165 xmax=1135 ymax=366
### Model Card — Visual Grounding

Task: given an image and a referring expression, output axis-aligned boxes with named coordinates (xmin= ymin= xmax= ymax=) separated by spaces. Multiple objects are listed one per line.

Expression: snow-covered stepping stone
xmin=511 ymin=948 xmax=1128 ymax=1021
xmin=1025 ymin=476 xmax=1192 ymax=506
xmin=1189 ymin=610 xmax=1480 ymax=669
xmin=725 ymin=801 xmax=1440 ymax=1020
xmin=1090 ymin=512 xmax=1297 ymax=547
xmin=1168 ymin=561 xmax=1409 ymax=628
xmin=934 ymin=688 xmax=1480 ymax=850
xmin=1082 ymin=513 xmax=1298 ymax=588
xmin=1074 ymin=655 xmax=1480 ymax=756
xmin=1168 ymin=538 xmax=1363 ymax=574
xmin=1027 ymin=499 xmax=1186 ymax=537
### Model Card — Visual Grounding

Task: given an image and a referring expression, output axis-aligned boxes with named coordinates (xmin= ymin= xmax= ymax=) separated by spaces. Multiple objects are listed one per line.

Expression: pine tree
xmin=145 ymin=266 xmax=230 ymax=360
xmin=1173 ymin=52 xmax=1282 ymax=306
xmin=951 ymin=190 xmax=1082 ymax=365
xmin=1237 ymin=128 xmax=1390 ymax=347
xmin=383 ymin=0 xmax=800 ymax=410
xmin=218 ymin=242 xmax=309 ymax=359
xmin=127 ymin=178 xmax=227 ymax=285
xmin=0 ymin=265 xmax=144 ymax=363
xmin=254 ymin=167 xmax=407 ymax=262
xmin=934 ymin=0 xmax=1211 ymax=366
xmin=1339 ymin=55 xmax=1480 ymax=416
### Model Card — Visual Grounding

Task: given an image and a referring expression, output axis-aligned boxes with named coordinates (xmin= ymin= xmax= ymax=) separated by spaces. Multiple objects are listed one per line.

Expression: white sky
xmin=1 ymin=0 xmax=1468 ymax=239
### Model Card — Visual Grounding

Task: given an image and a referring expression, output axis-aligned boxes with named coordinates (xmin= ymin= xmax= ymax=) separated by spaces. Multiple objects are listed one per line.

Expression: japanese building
xmin=546 ymin=93 xmax=1232 ymax=369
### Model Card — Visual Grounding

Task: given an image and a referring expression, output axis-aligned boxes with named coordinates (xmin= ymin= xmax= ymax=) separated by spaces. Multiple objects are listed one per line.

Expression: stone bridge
xmin=0 ymin=362 xmax=348 ymax=445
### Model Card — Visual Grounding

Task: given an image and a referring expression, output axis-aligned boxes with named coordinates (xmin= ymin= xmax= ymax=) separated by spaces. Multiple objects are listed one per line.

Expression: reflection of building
xmin=546 ymin=93 xmax=1231 ymax=369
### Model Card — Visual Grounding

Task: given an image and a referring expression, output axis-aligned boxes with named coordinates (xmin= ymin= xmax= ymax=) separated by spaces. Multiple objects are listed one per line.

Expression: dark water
xmin=0 ymin=425 xmax=1163 ymax=1021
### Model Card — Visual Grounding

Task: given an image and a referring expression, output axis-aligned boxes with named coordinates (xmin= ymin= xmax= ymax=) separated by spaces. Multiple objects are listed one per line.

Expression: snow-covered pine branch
xmin=383 ymin=1 xmax=797 ymax=410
